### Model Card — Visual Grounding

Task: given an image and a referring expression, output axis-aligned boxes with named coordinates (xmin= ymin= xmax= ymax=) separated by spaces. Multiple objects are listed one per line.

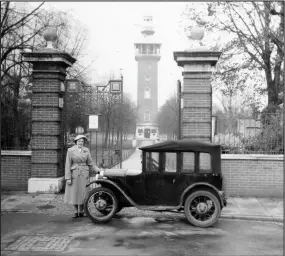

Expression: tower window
xmin=142 ymin=45 xmax=146 ymax=54
xmin=144 ymin=87 xmax=151 ymax=99
xmin=144 ymin=110 xmax=151 ymax=122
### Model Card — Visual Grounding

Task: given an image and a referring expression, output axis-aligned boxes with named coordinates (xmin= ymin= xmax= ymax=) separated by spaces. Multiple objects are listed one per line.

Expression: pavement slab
xmin=233 ymin=197 xmax=270 ymax=216
xmin=1 ymin=194 xmax=56 ymax=213
xmin=258 ymin=197 xmax=283 ymax=216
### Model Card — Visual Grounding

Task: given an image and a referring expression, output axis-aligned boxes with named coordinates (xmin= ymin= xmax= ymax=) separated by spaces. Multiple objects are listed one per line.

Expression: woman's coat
xmin=64 ymin=145 xmax=100 ymax=205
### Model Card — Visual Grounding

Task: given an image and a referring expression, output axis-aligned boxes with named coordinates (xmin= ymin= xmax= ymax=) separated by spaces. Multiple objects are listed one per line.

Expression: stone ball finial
xmin=43 ymin=28 xmax=57 ymax=48
xmin=189 ymin=27 xmax=204 ymax=40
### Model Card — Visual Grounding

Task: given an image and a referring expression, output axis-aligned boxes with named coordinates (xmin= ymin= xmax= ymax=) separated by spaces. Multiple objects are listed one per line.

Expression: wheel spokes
xmin=189 ymin=195 xmax=216 ymax=221
xmin=87 ymin=191 xmax=115 ymax=219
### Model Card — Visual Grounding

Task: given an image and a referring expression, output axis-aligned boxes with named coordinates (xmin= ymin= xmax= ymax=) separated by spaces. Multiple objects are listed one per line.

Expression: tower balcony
xmin=135 ymin=53 xmax=161 ymax=61
xmin=135 ymin=45 xmax=161 ymax=61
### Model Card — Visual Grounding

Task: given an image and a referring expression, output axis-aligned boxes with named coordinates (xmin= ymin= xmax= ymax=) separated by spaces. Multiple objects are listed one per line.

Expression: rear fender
xmin=179 ymin=182 xmax=225 ymax=207
xmin=87 ymin=179 xmax=137 ymax=207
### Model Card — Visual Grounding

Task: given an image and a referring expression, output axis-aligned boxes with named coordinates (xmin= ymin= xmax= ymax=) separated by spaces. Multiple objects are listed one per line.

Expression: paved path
xmin=122 ymin=140 xmax=154 ymax=169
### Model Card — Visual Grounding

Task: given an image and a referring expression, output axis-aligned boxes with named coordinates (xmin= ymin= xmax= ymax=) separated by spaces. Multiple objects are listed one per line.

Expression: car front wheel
xmin=184 ymin=190 xmax=221 ymax=228
xmin=84 ymin=187 xmax=118 ymax=223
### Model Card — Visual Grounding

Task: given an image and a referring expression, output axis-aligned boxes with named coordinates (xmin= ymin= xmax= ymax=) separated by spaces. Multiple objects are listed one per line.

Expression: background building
xmin=134 ymin=15 xmax=161 ymax=140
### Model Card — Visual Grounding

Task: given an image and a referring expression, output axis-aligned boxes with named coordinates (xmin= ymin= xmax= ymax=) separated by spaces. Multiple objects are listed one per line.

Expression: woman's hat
xmin=74 ymin=134 xmax=87 ymax=142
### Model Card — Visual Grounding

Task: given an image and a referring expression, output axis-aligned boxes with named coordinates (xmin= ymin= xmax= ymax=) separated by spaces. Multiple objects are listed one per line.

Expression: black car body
xmin=84 ymin=140 xmax=227 ymax=227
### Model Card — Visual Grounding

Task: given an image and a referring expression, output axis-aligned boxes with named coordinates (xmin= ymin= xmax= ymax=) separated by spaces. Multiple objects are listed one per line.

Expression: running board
xmin=137 ymin=205 xmax=181 ymax=211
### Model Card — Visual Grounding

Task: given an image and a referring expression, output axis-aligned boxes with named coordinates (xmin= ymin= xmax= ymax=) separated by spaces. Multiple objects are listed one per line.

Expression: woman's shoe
xmin=78 ymin=212 xmax=85 ymax=217
xmin=72 ymin=213 xmax=78 ymax=218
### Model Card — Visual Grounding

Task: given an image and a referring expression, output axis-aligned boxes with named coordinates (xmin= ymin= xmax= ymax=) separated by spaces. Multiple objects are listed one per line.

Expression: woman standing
xmin=64 ymin=134 xmax=101 ymax=218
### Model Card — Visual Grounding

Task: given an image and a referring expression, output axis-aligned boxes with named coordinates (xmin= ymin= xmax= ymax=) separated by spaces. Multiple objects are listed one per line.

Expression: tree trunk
xmin=265 ymin=71 xmax=278 ymax=113
xmin=104 ymin=120 xmax=110 ymax=149
xmin=111 ymin=126 xmax=114 ymax=145
xmin=116 ymin=130 xmax=120 ymax=146
xmin=12 ymin=82 xmax=20 ymax=149
xmin=263 ymin=2 xmax=278 ymax=113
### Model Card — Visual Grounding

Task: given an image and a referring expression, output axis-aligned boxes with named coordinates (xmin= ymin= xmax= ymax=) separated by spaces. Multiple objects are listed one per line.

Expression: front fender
xmin=179 ymin=183 xmax=225 ymax=208
xmin=87 ymin=179 xmax=137 ymax=207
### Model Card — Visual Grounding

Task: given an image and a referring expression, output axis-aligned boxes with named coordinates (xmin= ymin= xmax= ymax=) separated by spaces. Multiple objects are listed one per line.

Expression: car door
xmin=125 ymin=174 xmax=145 ymax=204
xmin=143 ymin=151 xmax=163 ymax=205
xmin=160 ymin=152 xmax=178 ymax=205
xmin=172 ymin=152 xmax=197 ymax=205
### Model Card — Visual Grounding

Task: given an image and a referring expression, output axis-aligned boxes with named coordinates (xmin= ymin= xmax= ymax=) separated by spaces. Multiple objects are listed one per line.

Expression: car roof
xmin=139 ymin=140 xmax=221 ymax=153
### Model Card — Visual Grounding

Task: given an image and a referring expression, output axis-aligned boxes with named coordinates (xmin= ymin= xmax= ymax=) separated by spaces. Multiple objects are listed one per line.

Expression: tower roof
xmin=141 ymin=16 xmax=155 ymax=36
xmin=135 ymin=15 xmax=161 ymax=44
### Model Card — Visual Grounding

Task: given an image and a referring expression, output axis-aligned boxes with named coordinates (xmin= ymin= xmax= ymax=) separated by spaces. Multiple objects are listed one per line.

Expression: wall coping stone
xmin=222 ymin=154 xmax=283 ymax=161
xmin=1 ymin=151 xmax=32 ymax=156
xmin=1 ymin=151 xmax=283 ymax=161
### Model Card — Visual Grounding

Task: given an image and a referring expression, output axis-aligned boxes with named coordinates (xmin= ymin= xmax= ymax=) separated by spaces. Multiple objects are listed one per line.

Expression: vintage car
xmin=84 ymin=140 xmax=227 ymax=228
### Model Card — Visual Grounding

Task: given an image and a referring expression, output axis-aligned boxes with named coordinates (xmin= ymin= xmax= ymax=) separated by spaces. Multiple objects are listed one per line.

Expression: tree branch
xmin=1 ymin=2 xmax=45 ymax=38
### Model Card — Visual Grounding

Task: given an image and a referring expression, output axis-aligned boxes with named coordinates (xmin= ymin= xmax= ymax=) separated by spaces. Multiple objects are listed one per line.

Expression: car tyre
xmin=184 ymin=190 xmax=221 ymax=228
xmin=98 ymin=204 xmax=123 ymax=215
xmin=84 ymin=187 xmax=118 ymax=223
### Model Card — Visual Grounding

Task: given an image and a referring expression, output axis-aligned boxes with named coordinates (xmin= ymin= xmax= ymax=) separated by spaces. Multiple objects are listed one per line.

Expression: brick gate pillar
xmin=173 ymin=29 xmax=221 ymax=142
xmin=22 ymin=29 xmax=76 ymax=193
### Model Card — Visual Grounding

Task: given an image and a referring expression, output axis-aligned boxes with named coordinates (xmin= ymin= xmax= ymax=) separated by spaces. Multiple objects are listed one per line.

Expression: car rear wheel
xmin=184 ymin=190 xmax=221 ymax=228
xmin=84 ymin=187 xmax=118 ymax=223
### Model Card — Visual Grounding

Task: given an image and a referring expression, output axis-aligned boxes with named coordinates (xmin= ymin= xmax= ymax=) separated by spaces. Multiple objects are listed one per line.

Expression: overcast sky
xmin=43 ymin=2 xmax=197 ymax=107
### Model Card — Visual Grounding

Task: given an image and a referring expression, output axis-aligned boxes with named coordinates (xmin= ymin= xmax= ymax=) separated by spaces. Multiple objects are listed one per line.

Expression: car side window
xmin=164 ymin=153 xmax=177 ymax=173
xmin=181 ymin=152 xmax=195 ymax=173
xmin=145 ymin=152 xmax=159 ymax=172
xmin=199 ymin=153 xmax=212 ymax=173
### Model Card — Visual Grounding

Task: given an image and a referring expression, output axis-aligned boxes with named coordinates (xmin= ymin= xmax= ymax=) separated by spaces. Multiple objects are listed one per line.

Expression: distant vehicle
xmin=84 ymin=140 xmax=227 ymax=228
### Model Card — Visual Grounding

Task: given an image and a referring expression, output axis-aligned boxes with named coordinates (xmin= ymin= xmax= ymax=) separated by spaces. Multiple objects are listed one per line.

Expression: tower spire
xmin=141 ymin=15 xmax=155 ymax=36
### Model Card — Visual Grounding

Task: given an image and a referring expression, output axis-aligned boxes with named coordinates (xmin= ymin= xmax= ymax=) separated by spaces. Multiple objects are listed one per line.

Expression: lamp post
xmin=109 ymin=74 xmax=123 ymax=168
xmin=120 ymin=74 xmax=124 ymax=168
xmin=177 ymin=80 xmax=182 ymax=140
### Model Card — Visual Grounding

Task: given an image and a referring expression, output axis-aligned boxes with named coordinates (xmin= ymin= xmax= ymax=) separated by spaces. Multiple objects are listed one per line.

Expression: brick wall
xmin=1 ymin=151 xmax=283 ymax=196
xmin=222 ymin=154 xmax=283 ymax=197
xmin=1 ymin=151 xmax=31 ymax=191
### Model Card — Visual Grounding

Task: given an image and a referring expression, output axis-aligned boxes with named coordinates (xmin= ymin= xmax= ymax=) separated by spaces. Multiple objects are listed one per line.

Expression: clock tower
xmin=134 ymin=15 xmax=161 ymax=140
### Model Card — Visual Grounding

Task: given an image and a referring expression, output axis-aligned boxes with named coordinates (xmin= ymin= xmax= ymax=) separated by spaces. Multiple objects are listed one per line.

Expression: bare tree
xmin=1 ymin=2 xmax=92 ymax=149
xmin=183 ymin=2 xmax=284 ymax=113
xmin=94 ymin=72 xmax=137 ymax=148
xmin=157 ymin=92 xmax=178 ymax=139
